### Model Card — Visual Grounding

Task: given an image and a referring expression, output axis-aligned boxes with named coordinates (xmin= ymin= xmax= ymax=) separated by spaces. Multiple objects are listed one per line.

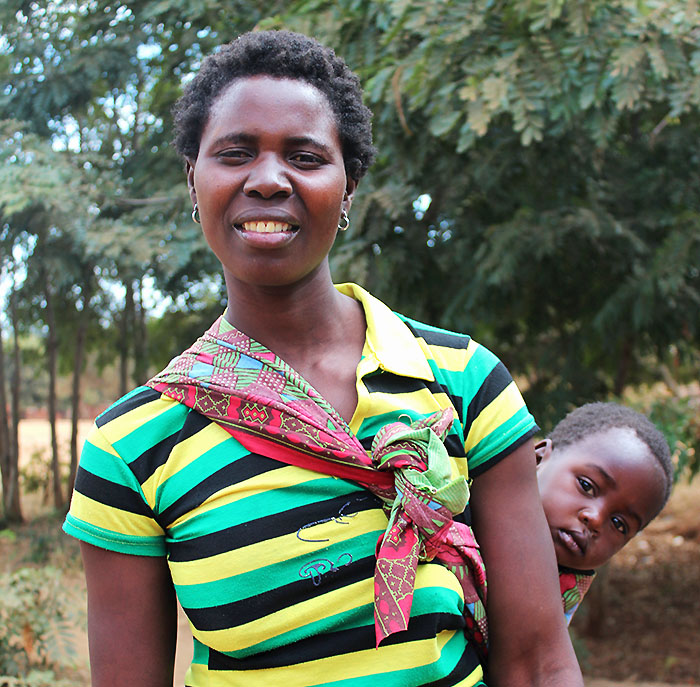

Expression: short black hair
xmin=549 ymin=402 xmax=674 ymax=513
xmin=172 ymin=30 xmax=376 ymax=181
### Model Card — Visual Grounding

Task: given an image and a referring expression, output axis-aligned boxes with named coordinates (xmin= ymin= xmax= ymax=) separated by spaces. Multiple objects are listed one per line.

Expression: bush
xmin=0 ymin=567 xmax=78 ymax=686
xmin=624 ymin=384 xmax=700 ymax=482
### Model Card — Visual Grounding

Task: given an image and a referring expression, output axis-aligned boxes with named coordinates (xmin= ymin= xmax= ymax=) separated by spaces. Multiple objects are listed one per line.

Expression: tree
xmin=268 ymin=0 xmax=700 ymax=429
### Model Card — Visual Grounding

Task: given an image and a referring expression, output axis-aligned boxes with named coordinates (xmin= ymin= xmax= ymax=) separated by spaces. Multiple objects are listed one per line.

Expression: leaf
xmin=429 ymin=110 xmax=461 ymax=137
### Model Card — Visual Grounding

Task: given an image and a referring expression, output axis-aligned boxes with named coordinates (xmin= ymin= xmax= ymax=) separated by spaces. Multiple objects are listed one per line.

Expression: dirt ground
xmin=4 ymin=419 xmax=699 ymax=686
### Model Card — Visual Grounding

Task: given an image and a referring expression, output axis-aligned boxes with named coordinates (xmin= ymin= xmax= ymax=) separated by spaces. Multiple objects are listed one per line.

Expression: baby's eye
xmin=612 ymin=516 xmax=628 ymax=535
xmin=577 ymin=477 xmax=594 ymax=493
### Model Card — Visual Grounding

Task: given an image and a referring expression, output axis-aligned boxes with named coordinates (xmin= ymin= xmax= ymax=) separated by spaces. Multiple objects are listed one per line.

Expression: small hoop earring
xmin=191 ymin=203 xmax=200 ymax=224
xmin=338 ymin=210 xmax=350 ymax=232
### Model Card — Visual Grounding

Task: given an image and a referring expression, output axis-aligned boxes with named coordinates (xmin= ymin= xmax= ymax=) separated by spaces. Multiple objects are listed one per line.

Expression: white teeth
xmin=241 ymin=221 xmax=293 ymax=233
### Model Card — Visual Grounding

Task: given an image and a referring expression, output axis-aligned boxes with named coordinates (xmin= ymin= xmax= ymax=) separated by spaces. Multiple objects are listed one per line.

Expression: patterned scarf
xmin=560 ymin=568 xmax=596 ymax=626
xmin=146 ymin=316 xmax=489 ymax=651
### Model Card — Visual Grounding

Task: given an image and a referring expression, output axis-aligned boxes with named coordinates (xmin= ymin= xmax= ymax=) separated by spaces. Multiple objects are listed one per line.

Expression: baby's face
xmin=536 ymin=427 xmax=667 ymax=571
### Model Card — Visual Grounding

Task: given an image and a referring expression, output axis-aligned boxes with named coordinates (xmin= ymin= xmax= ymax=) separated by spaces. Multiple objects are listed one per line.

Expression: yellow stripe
xmin=193 ymin=565 xmax=463 ymax=653
xmin=190 ymin=627 xmax=457 ymax=687
xmin=99 ymin=395 xmax=177 ymax=444
xmin=70 ymin=491 xmax=163 ymax=538
xmin=418 ymin=338 xmax=475 ymax=373
xmin=141 ymin=423 xmax=230 ymax=507
xmin=170 ymin=509 xmax=387 ymax=585
xmin=464 ymin=381 xmax=524 ymax=449
xmin=452 ymin=663 xmax=485 ymax=686
xmin=84 ymin=425 xmax=121 ymax=457
xmin=361 ymin=387 xmax=445 ymax=418
xmin=167 ymin=464 xmax=336 ymax=529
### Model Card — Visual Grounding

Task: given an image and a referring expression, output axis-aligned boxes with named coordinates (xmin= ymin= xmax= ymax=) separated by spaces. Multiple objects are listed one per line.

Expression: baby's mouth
xmin=239 ymin=221 xmax=297 ymax=233
xmin=558 ymin=529 xmax=586 ymax=556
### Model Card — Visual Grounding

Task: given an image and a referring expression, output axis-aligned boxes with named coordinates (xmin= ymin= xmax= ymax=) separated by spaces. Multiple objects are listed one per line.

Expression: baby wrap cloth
xmin=146 ymin=316 xmax=489 ymax=652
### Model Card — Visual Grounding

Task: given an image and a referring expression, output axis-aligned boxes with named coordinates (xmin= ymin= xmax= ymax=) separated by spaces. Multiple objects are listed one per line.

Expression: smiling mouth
xmin=238 ymin=221 xmax=298 ymax=233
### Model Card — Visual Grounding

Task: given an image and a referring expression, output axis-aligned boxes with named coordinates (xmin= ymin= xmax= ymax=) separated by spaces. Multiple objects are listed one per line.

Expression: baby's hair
xmin=172 ymin=29 xmax=376 ymax=181
xmin=548 ymin=402 xmax=673 ymax=514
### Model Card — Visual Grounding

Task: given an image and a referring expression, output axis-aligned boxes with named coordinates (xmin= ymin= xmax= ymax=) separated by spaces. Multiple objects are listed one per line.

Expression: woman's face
xmin=187 ymin=75 xmax=355 ymax=291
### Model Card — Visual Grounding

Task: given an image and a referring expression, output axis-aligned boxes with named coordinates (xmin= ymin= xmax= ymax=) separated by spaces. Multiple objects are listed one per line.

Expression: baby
xmin=535 ymin=402 xmax=673 ymax=622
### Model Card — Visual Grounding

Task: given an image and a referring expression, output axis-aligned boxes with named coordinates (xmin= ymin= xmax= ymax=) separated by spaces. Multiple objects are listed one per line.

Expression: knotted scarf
xmin=146 ymin=315 xmax=489 ymax=651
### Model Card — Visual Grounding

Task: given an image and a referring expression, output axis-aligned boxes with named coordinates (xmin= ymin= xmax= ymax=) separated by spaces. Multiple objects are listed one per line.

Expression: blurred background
xmin=0 ymin=1 xmax=698 ymax=685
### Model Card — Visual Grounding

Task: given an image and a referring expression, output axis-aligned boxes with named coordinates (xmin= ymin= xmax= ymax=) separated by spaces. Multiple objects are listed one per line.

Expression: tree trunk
xmin=118 ymin=279 xmax=134 ymax=397
xmin=68 ymin=280 xmax=93 ymax=495
xmin=133 ymin=277 xmax=149 ymax=385
xmin=6 ymin=288 xmax=22 ymax=522
xmin=0 ymin=314 xmax=11 ymax=524
xmin=42 ymin=266 xmax=63 ymax=509
xmin=613 ymin=337 xmax=633 ymax=396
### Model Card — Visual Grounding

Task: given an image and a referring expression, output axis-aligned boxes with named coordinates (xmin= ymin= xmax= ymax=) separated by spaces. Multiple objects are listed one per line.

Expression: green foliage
xmin=1 ymin=0 xmax=699 ymax=432
xmin=645 ymin=394 xmax=699 ymax=480
xmin=0 ymin=567 xmax=77 ymax=686
xmin=18 ymin=450 xmax=52 ymax=502
xmin=270 ymin=0 xmax=700 ymax=426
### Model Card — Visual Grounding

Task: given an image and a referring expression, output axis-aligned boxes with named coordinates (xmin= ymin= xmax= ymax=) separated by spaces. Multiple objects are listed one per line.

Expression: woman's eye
xmin=577 ymin=477 xmax=594 ymax=493
xmin=612 ymin=516 xmax=628 ymax=535
xmin=290 ymin=152 xmax=323 ymax=166
xmin=219 ymin=149 xmax=250 ymax=160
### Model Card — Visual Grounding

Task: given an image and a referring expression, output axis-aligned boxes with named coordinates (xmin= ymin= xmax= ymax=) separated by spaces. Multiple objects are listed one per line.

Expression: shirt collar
xmin=335 ymin=282 xmax=434 ymax=382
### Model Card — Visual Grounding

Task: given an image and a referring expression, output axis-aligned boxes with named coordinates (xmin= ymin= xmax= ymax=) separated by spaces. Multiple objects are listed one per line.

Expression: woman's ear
xmin=185 ymin=158 xmax=197 ymax=206
xmin=535 ymin=438 xmax=553 ymax=466
xmin=343 ymin=177 xmax=358 ymax=213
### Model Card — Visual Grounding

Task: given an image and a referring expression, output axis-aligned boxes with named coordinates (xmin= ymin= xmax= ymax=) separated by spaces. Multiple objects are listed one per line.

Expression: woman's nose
xmin=243 ymin=154 xmax=292 ymax=198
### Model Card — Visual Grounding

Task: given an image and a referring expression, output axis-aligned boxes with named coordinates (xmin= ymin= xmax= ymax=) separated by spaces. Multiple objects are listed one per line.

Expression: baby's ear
xmin=534 ymin=438 xmax=553 ymax=466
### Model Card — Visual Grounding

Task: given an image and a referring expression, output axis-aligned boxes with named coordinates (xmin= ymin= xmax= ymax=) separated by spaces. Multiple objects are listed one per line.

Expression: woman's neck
xmin=222 ymin=271 xmax=361 ymax=359
xmin=222 ymin=273 xmax=366 ymax=422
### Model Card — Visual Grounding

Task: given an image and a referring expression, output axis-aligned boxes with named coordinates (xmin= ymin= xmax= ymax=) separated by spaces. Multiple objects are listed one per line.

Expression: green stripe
xmin=218 ymin=582 xmax=465 ymax=659
xmin=78 ymin=437 xmax=143 ymax=490
xmin=155 ymin=436 xmax=251 ymax=511
xmin=112 ymin=401 xmax=190 ymax=465
xmin=62 ymin=514 xmax=165 ymax=556
xmin=169 ymin=477 xmax=365 ymax=539
xmin=174 ymin=531 xmax=383 ymax=608
xmin=467 ymin=406 xmax=536 ymax=469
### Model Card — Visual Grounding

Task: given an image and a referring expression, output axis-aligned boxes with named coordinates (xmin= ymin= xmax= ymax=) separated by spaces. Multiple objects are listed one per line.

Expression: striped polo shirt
xmin=64 ymin=283 xmax=537 ymax=687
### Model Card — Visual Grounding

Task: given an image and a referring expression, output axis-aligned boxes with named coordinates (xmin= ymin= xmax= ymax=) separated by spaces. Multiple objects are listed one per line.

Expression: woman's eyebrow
xmin=285 ymin=135 xmax=335 ymax=156
xmin=209 ymin=132 xmax=254 ymax=148
xmin=208 ymin=132 xmax=335 ymax=157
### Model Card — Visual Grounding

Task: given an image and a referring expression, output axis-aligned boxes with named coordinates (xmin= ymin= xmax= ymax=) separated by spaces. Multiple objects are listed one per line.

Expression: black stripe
xmin=468 ymin=425 xmax=539 ymax=478
xmin=184 ymin=554 xmax=376 ymax=631
xmin=402 ymin=320 xmax=471 ymax=350
xmin=74 ymin=466 xmax=155 ymax=518
xmin=167 ymin=491 xmax=380 ymax=562
xmin=439 ymin=383 xmax=464 ymax=427
xmin=130 ymin=410 xmax=211 ymax=484
xmin=159 ymin=453 xmax=285 ymax=527
xmin=363 ymin=373 xmax=428 ymax=395
xmin=207 ymin=611 xmax=466 ymax=670
xmin=420 ymin=635 xmax=483 ymax=687
xmin=96 ymin=387 xmax=161 ymax=427
xmin=464 ymin=361 xmax=512 ymax=431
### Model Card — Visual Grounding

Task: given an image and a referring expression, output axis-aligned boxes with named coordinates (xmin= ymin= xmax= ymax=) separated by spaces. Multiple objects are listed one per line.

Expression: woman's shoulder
xmin=90 ymin=385 xmax=193 ymax=455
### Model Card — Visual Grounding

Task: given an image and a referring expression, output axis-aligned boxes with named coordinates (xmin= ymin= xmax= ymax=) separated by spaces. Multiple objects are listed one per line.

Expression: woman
xmin=64 ymin=30 xmax=582 ymax=687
